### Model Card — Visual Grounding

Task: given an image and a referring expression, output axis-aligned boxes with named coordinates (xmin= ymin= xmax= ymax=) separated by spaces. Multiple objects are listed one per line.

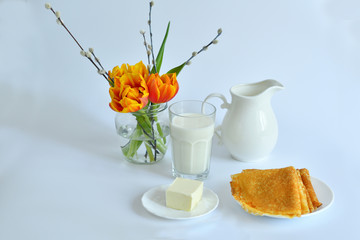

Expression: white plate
xmin=141 ymin=185 xmax=219 ymax=220
xmin=236 ymin=177 xmax=334 ymax=218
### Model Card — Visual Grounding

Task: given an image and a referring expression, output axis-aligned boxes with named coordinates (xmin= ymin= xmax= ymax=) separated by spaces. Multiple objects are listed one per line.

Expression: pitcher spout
xmin=231 ymin=79 xmax=284 ymax=99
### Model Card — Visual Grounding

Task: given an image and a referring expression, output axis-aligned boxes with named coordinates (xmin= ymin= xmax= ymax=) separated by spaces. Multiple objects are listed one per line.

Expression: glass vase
xmin=115 ymin=103 xmax=170 ymax=164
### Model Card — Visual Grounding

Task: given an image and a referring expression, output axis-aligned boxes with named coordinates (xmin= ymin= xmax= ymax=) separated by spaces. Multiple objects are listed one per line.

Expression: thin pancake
xmin=230 ymin=166 xmax=302 ymax=218
xmin=299 ymin=168 xmax=322 ymax=208
xmin=296 ymin=169 xmax=310 ymax=214
xmin=305 ymin=186 xmax=315 ymax=212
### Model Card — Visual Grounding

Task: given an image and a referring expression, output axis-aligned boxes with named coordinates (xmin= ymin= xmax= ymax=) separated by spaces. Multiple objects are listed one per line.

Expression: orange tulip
xmin=108 ymin=61 xmax=150 ymax=113
xmin=109 ymin=73 xmax=149 ymax=113
xmin=146 ymin=73 xmax=179 ymax=104
xmin=108 ymin=61 xmax=149 ymax=83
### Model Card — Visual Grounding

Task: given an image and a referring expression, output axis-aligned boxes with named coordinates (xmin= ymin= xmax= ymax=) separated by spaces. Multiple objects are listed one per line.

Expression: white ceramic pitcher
xmin=204 ymin=79 xmax=284 ymax=162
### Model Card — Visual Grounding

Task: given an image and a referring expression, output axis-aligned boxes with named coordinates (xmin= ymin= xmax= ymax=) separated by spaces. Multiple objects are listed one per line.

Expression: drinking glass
xmin=168 ymin=100 xmax=216 ymax=180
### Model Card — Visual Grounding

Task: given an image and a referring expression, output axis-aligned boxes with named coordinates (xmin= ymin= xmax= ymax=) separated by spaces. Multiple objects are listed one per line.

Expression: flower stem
xmin=145 ymin=142 xmax=155 ymax=162
xmin=121 ymin=108 xmax=167 ymax=162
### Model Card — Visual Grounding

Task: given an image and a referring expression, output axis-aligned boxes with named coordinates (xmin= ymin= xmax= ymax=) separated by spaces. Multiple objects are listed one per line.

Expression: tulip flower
xmin=109 ymin=73 xmax=149 ymax=113
xmin=108 ymin=61 xmax=150 ymax=113
xmin=146 ymin=73 xmax=179 ymax=104
xmin=108 ymin=61 xmax=149 ymax=83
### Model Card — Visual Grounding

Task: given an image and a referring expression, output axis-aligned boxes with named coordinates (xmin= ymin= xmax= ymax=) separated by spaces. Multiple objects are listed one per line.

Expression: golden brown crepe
xmin=230 ymin=166 xmax=322 ymax=218
xmin=299 ymin=168 xmax=322 ymax=208
xmin=230 ymin=166 xmax=302 ymax=218
xmin=296 ymin=169 xmax=310 ymax=214
xmin=305 ymin=186 xmax=315 ymax=212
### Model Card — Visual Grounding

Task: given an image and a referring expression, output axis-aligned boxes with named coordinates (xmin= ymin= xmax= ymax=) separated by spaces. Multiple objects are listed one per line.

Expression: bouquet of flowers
xmin=45 ymin=2 xmax=222 ymax=163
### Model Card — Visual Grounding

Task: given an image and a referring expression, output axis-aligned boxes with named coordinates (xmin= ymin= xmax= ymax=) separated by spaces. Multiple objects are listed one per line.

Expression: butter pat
xmin=166 ymin=177 xmax=204 ymax=211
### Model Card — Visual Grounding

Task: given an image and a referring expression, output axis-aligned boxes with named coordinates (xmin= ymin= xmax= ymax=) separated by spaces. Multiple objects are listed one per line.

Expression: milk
xmin=170 ymin=113 xmax=215 ymax=175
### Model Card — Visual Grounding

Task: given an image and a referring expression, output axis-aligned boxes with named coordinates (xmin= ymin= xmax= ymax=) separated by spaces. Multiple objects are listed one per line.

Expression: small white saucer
xmin=141 ymin=185 xmax=219 ymax=220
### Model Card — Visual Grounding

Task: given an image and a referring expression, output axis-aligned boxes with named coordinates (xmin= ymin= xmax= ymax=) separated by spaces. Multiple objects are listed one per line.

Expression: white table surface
xmin=1 ymin=0 xmax=359 ymax=239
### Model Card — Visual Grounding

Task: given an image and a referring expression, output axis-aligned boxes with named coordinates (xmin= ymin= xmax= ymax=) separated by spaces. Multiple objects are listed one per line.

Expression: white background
xmin=0 ymin=0 xmax=359 ymax=239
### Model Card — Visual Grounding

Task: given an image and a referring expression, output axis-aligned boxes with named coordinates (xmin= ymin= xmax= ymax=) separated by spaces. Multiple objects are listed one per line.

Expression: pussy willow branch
xmin=49 ymin=8 xmax=83 ymax=51
xmin=184 ymin=29 xmax=223 ymax=66
xmin=47 ymin=6 xmax=113 ymax=86
xmin=90 ymin=50 xmax=108 ymax=77
xmin=140 ymin=31 xmax=151 ymax=69
xmin=148 ymin=1 xmax=157 ymax=73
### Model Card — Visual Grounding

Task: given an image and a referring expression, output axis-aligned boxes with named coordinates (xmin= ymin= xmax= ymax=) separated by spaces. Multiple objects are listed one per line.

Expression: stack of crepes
xmin=230 ymin=166 xmax=322 ymax=218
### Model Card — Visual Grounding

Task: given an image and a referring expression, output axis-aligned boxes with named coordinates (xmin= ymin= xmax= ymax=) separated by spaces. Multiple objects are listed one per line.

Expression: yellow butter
xmin=166 ymin=177 xmax=204 ymax=211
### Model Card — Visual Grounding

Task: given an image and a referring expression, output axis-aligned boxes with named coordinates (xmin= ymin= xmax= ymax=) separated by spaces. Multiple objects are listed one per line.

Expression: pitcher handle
xmin=204 ymin=93 xmax=230 ymax=109
xmin=203 ymin=93 xmax=230 ymax=140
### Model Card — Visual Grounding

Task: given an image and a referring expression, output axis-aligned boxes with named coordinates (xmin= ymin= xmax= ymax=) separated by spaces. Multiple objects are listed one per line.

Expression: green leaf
xmin=167 ymin=62 xmax=186 ymax=76
xmin=151 ymin=21 xmax=171 ymax=74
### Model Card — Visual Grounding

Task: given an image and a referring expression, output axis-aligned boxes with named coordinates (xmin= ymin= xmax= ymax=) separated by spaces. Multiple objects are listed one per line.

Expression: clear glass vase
xmin=115 ymin=103 xmax=170 ymax=164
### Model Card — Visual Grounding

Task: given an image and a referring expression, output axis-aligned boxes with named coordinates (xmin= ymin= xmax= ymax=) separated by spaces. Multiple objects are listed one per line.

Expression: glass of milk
xmin=169 ymin=100 xmax=216 ymax=180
